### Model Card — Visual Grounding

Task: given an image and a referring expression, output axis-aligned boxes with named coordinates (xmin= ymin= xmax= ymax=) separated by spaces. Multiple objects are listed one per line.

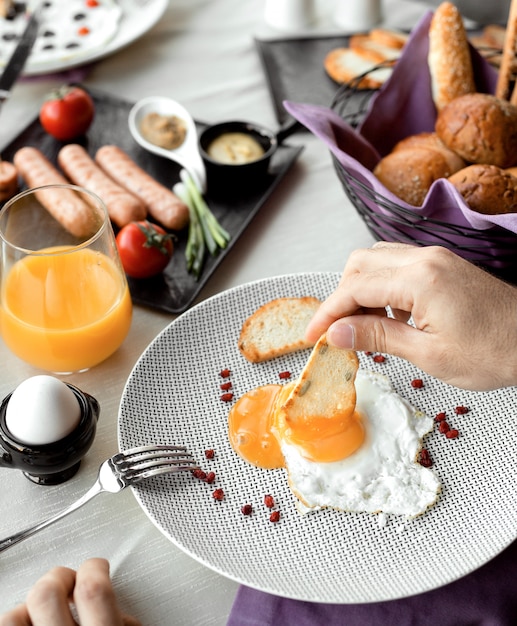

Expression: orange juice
xmin=0 ymin=247 xmax=132 ymax=372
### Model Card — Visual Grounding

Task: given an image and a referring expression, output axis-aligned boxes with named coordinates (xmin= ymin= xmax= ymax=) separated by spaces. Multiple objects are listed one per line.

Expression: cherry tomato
xmin=39 ymin=85 xmax=95 ymax=141
xmin=116 ymin=221 xmax=174 ymax=279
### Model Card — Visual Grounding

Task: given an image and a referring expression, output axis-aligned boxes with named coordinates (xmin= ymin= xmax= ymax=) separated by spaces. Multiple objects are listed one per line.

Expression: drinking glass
xmin=0 ymin=184 xmax=132 ymax=373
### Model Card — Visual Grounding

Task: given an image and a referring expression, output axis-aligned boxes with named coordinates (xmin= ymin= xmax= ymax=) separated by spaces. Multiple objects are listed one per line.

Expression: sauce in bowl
xmin=139 ymin=112 xmax=187 ymax=150
xmin=206 ymin=131 xmax=265 ymax=165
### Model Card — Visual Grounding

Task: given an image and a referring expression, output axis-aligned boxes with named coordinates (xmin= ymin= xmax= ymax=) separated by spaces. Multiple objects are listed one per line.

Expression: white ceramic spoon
xmin=128 ymin=96 xmax=206 ymax=192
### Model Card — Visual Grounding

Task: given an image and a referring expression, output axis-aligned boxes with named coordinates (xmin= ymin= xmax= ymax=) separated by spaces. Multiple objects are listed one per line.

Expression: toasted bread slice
xmin=369 ymin=28 xmax=408 ymax=50
xmin=279 ymin=334 xmax=359 ymax=424
xmin=324 ymin=47 xmax=393 ymax=88
xmin=349 ymin=33 xmax=404 ymax=64
xmin=238 ymin=296 xmax=321 ymax=363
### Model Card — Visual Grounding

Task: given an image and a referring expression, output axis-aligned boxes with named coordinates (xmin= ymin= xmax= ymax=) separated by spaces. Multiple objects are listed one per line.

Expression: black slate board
xmin=255 ymin=35 xmax=350 ymax=125
xmin=0 ymin=87 xmax=303 ymax=314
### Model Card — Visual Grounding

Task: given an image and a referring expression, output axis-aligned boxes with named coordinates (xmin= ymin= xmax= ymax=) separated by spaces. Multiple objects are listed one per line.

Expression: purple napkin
xmin=283 ymin=12 xmax=517 ymax=246
xmin=227 ymin=540 xmax=517 ymax=625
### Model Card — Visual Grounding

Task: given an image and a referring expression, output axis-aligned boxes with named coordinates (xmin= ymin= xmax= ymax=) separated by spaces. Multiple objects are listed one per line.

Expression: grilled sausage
xmin=95 ymin=145 xmax=189 ymax=230
xmin=13 ymin=146 xmax=97 ymax=239
xmin=58 ymin=143 xmax=147 ymax=228
xmin=0 ymin=160 xmax=18 ymax=201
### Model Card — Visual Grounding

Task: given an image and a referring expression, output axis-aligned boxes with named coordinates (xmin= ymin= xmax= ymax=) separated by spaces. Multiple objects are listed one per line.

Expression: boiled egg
xmin=229 ymin=361 xmax=440 ymax=518
xmin=5 ymin=376 xmax=82 ymax=446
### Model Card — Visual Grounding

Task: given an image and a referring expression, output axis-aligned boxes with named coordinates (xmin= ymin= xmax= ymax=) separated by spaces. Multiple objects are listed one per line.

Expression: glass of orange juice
xmin=0 ymin=184 xmax=132 ymax=373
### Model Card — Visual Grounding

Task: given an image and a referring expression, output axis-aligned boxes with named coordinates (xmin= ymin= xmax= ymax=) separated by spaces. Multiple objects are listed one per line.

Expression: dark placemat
xmin=0 ymin=87 xmax=303 ymax=314
xmin=255 ymin=35 xmax=350 ymax=125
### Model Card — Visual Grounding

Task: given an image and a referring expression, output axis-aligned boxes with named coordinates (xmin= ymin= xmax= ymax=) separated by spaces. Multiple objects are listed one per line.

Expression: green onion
xmin=174 ymin=170 xmax=231 ymax=280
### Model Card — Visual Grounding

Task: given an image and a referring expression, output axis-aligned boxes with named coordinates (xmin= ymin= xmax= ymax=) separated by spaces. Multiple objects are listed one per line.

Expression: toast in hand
xmin=279 ymin=334 xmax=359 ymax=424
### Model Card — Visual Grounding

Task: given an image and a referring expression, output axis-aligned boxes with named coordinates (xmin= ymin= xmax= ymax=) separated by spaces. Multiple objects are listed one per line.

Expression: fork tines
xmin=114 ymin=445 xmax=199 ymax=482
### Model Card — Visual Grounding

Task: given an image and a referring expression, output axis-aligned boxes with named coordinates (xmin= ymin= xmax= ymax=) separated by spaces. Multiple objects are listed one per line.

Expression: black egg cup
xmin=0 ymin=384 xmax=99 ymax=485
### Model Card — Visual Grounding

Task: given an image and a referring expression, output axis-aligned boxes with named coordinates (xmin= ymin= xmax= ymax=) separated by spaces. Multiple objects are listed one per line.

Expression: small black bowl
xmin=199 ymin=119 xmax=302 ymax=195
xmin=199 ymin=120 xmax=276 ymax=192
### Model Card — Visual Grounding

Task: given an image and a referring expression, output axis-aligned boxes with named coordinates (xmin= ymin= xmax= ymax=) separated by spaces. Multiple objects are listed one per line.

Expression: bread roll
xmin=448 ymin=164 xmax=517 ymax=214
xmin=428 ymin=2 xmax=476 ymax=111
xmin=435 ymin=93 xmax=517 ymax=168
xmin=392 ymin=132 xmax=465 ymax=168
xmin=373 ymin=135 xmax=466 ymax=206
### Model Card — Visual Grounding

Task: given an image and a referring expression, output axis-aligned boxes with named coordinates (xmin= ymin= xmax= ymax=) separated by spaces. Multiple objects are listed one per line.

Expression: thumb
xmin=326 ymin=316 xmax=427 ymax=362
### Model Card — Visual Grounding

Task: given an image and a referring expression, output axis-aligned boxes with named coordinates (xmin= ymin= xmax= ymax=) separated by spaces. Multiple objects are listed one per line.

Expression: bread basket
xmin=330 ymin=80 xmax=517 ymax=281
xmin=321 ymin=13 xmax=517 ymax=284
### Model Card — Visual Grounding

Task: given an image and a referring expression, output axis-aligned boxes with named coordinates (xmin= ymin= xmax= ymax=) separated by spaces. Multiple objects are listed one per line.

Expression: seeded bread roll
xmin=448 ymin=164 xmax=517 ymax=214
xmin=238 ymin=296 xmax=321 ymax=363
xmin=373 ymin=134 xmax=466 ymax=206
xmin=392 ymin=132 xmax=463 ymax=162
xmin=435 ymin=93 xmax=517 ymax=168
xmin=428 ymin=2 xmax=476 ymax=111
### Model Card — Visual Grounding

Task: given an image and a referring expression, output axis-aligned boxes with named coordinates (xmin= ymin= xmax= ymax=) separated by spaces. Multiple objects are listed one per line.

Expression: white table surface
xmin=0 ymin=1 xmax=440 ymax=622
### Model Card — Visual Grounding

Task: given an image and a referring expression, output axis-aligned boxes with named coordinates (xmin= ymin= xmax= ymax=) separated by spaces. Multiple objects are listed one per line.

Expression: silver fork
xmin=0 ymin=445 xmax=198 ymax=553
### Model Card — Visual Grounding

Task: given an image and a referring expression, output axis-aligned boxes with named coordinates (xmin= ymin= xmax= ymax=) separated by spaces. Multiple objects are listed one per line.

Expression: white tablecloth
xmin=0 ymin=1 xmax=439 ymax=622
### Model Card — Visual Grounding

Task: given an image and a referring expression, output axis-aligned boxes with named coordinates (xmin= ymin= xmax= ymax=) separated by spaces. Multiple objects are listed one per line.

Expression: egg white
xmin=281 ymin=370 xmax=441 ymax=518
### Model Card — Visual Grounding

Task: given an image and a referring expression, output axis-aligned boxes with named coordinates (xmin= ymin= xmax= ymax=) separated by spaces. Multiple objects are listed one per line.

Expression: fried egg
xmin=228 ymin=368 xmax=440 ymax=518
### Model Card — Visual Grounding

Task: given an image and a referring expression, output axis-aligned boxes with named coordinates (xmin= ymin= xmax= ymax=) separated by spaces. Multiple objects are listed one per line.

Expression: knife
xmin=0 ymin=6 xmax=41 ymax=106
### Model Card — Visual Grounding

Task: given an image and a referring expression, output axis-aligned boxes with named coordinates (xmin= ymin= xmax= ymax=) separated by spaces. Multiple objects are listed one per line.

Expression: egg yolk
xmin=228 ymin=384 xmax=285 ymax=469
xmin=228 ymin=383 xmax=365 ymax=468
xmin=276 ymin=408 xmax=365 ymax=463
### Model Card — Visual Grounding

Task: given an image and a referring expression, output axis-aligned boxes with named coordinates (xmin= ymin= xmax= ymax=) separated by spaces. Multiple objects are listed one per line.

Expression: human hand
xmin=0 ymin=558 xmax=141 ymax=626
xmin=306 ymin=242 xmax=517 ymax=391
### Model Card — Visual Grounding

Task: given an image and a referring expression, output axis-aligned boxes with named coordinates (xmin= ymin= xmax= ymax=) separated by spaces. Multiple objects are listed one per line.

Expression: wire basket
xmin=329 ymin=67 xmax=517 ymax=283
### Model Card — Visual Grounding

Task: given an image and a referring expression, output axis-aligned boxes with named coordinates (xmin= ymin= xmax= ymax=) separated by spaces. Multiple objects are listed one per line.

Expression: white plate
xmin=118 ymin=272 xmax=517 ymax=603
xmin=22 ymin=0 xmax=169 ymax=76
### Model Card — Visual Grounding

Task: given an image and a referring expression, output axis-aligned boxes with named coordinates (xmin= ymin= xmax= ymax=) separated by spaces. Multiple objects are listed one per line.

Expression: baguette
xmin=496 ymin=0 xmax=517 ymax=101
xmin=238 ymin=296 xmax=321 ymax=363
xmin=428 ymin=2 xmax=476 ymax=111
